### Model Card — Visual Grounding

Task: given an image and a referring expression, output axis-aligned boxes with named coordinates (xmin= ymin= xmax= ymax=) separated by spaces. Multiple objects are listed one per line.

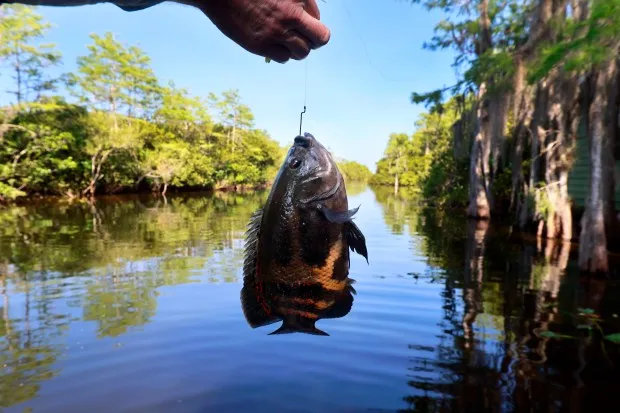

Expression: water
xmin=1 ymin=185 xmax=620 ymax=413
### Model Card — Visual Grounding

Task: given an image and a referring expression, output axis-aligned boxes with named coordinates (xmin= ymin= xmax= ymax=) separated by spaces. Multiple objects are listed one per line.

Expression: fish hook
xmin=299 ymin=105 xmax=306 ymax=136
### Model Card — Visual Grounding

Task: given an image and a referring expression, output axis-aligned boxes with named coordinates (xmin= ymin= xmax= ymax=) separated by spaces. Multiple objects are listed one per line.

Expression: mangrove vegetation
xmin=373 ymin=0 xmax=620 ymax=275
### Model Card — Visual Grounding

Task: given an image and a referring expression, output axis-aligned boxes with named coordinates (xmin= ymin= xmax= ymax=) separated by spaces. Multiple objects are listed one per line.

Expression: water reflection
xmin=377 ymin=192 xmax=620 ymax=413
xmin=1 ymin=275 xmax=67 ymax=408
xmin=0 ymin=191 xmax=267 ymax=409
xmin=1 ymin=187 xmax=620 ymax=412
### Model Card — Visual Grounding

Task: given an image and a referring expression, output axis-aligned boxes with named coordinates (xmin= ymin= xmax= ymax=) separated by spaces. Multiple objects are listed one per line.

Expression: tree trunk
xmin=467 ymin=0 xmax=493 ymax=220
xmin=394 ymin=174 xmax=399 ymax=195
xmin=511 ymin=56 xmax=535 ymax=227
xmin=490 ymin=92 xmax=509 ymax=180
xmin=83 ymin=152 xmax=100 ymax=198
xmin=578 ymin=60 xmax=617 ymax=274
xmin=603 ymin=59 xmax=620 ymax=245
xmin=13 ymin=43 xmax=23 ymax=104
xmin=529 ymin=83 xmax=547 ymax=193
xmin=467 ymin=83 xmax=491 ymax=219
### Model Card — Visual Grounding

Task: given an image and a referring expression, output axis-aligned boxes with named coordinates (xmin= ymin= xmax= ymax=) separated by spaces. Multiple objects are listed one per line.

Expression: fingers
xmin=281 ymin=30 xmax=312 ymax=60
xmin=264 ymin=44 xmax=292 ymax=64
xmin=295 ymin=9 xmax=330 ymax=50
xmin=198 ymin=0 xmax=330 ymax=63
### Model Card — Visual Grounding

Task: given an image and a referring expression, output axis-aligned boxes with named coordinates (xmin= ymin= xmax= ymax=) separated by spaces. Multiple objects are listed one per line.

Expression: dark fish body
xmin=241 ymin=132 xmax=368 ymax=335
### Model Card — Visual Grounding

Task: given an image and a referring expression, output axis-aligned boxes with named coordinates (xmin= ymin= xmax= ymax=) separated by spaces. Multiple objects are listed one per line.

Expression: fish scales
xmin=240 ymin=132 xmax=368 ymax=336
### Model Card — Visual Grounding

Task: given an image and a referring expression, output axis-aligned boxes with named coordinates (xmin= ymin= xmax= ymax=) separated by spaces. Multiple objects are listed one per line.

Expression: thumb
xmin=296 ymin=11 xmax=331 ymax=49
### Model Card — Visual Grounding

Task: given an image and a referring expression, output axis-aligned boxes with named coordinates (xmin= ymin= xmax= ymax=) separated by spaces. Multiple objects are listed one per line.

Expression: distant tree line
xmin=0 ymin=5 xmax=371 ymax=202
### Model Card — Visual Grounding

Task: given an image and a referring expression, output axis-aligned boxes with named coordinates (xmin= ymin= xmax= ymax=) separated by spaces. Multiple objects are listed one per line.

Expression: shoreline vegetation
xmin=370 ymin=0 xmax=620 ymax=274
xmin=0 ymin=5 xmax=372 ymax=205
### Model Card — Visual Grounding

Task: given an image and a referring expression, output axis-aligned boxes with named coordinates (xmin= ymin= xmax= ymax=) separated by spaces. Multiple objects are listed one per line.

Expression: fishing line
xmin=299 ymin=58 xmax=308 ymax=136
xmin=296 ymin=0 xmax=416 ymax=136
xmin=338 ymin=0 xmax=412 ymax=84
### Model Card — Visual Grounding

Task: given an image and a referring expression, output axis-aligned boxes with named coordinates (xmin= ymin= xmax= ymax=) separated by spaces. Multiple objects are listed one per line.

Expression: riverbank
xmin=0 ymin=179 xmax=372 ymax=207
xmin=0 ymin=183 xmax=270 ymax=206
xmin=371 ymin=183 xmax=620 ymax=265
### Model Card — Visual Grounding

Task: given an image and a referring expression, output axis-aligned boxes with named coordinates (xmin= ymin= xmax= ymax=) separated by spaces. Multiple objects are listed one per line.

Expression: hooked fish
xmin=241 ymin=132 xmax=368 ymax=336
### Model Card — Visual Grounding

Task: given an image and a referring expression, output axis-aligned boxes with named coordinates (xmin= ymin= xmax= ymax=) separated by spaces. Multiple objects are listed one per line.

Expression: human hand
xmin=194 ymin=0 xmax=331 ymax=63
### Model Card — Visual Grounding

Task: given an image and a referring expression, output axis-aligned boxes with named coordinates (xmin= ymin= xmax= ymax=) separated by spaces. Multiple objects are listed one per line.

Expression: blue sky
xmin=1 ymin=0 xmax=457 ymax=171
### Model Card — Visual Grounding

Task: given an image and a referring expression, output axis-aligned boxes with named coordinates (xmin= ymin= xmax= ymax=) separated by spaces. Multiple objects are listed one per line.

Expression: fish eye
xmin=289 ymin=158 xmax=302 ymax=169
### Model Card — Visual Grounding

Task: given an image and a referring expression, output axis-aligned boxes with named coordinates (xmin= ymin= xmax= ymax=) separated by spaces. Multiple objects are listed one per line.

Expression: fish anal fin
xmin=318 ymin=203 xmax=360 ymax=224
xmin=344 ymin=220 xmax=368 ymax=264
xmin=240 ymin=281 xmax=279 ymax=328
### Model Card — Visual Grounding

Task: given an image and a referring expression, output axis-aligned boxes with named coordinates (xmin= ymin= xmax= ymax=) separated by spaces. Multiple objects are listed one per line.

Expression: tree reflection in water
xmin=380 ymin=195 xmax=620 ymax=413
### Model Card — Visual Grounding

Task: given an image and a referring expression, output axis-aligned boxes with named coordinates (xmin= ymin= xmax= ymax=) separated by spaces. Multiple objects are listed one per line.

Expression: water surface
xmin=1 ymin=185 xmax=620 ymax=412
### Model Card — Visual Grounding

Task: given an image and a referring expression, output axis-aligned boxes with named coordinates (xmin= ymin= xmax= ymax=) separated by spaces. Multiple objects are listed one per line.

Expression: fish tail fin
xmin=268 ymin=321 xmax=330 ymax=336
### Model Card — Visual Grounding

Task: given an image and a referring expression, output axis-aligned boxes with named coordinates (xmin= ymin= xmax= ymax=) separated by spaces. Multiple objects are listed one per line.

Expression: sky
xmin=0 ymin=0 xmax=458 ymax=171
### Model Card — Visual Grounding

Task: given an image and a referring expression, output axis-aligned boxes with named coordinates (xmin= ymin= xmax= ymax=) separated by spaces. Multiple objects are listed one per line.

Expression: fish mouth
xmin=294 ymin=134 xmax=314 ymax=148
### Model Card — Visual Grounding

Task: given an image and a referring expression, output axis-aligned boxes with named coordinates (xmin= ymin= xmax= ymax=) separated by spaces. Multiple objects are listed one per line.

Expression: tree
xmin=0 ymin=4 xmax=62 ymax=104
xmin=383 ymin=133 xmax=411 ymax=194
xmin=154 ymin=81 xmax=213 ymax=139
xmin=337 ymin=160 xmax=373 ymax=183
xmin=410 ymin=0 xmax=529 ymax=219
xmin=140 ymin=141 xmax=188 ymax=196
xmin=0 ymin=97 xmax=89 ymax=200
xmin=66 ymin=32 xmax=160 ymax=119
xmin=208 ymin=89 xmax=254 ymax=154
xmin=528 ymin=0 xmax=619 ymax=272
xmin=0 ymin=13 xmax=320 ymax=202
xmin=82 ymin=111 xmax=145 ymax=197
xmin=403 ymin=0 xmax=620 ymax=274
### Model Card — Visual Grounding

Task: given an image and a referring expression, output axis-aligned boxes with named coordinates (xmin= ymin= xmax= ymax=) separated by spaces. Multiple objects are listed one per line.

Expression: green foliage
xmin=372 ymin=96 xmax=469 ymax=206
xmin=0 ymin=98 xmax=90 ymax=198
xmin=0 ymin=6 xmax=289 ymax=200
xmin=528 ymin=0 xmax=620 ymax=83
xmin=338 ymin=160 xmax=373 ymax=184
xmin=464 ymin=49 xmax=516 ymax=94
xmin=409 ymin=0 xmax=533 ymax=108
xmin=0 ymin=4 xmax=62 ymax=103
xmin=65 ymin=32 xmax=160 ymax=117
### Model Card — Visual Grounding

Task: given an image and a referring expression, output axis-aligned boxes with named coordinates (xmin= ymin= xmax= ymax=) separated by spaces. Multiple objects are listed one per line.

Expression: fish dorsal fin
xmin=240 ymin=207 xmax=279 ymax=328
xmin=242 ymin=207 xmax=263 ymax=282
xmin=344 ymin=221 xmax=369 ymax=264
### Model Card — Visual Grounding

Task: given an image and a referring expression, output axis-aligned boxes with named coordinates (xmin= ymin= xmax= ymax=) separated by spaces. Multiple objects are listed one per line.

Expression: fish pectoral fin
xmin=268 ymin=321 xmax=330 ymax=336
xmin=318 ymin=203 xmax=360 ymax=224
xmin=344 ymin=220 xmax=369 ymax=264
